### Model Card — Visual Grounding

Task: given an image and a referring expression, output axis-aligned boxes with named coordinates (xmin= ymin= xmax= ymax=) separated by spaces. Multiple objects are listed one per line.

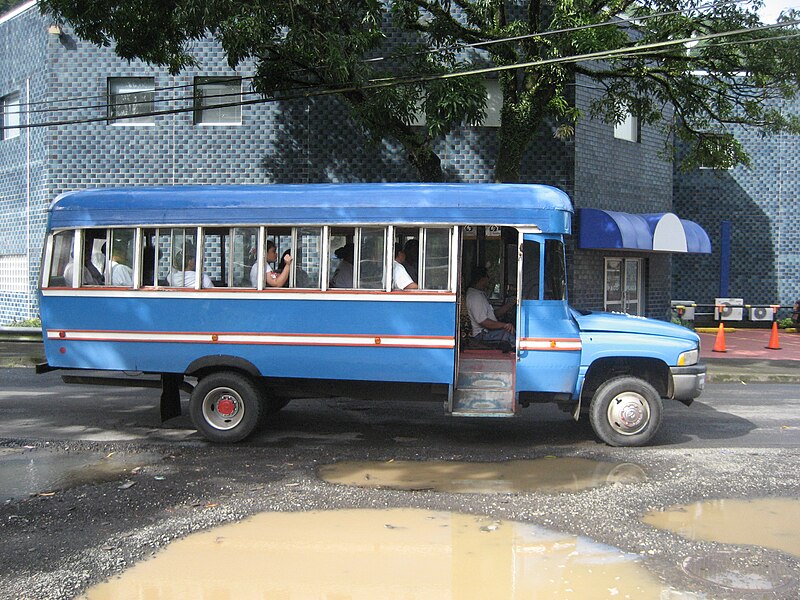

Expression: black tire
xmin=189 ymin=372 xmax=264 ymax=443
xmin=588 ymin=376 xmax=663 ymax=447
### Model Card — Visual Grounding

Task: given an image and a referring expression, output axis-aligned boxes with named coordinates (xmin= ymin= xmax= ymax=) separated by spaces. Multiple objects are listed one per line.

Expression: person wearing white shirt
xmin=465 ymin=266 xmax=515 ymax=349
xmin=250 ymin=240 xmax=292 ymax=288
xmin=168 ymin=249 xmax=214 ymax=288
xmin=101 ymin=242 xmax=134 ymax=287
xmin=392 ymin=245 xmax=418 ymax=291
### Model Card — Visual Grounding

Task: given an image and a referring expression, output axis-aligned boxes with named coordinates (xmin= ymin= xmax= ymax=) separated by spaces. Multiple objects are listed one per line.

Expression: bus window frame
xmin=43 ymin=223 xmax=458 ymax=295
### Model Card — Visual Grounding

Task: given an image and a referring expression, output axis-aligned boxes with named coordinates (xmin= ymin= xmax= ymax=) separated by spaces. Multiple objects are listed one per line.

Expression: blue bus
xmin=38 ymin=184 xmax=705 ymax=446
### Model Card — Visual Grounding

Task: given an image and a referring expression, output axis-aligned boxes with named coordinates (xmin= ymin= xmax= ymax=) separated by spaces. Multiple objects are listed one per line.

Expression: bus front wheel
xmin=190 ymin=372 xmax=264 ymax=443
xmin=589 ymin=376 xmax=663 ymax=447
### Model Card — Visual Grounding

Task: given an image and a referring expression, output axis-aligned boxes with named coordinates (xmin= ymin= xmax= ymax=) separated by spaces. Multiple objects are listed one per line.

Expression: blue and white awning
xmin=578 ymin=209 xmax=711 ymax=253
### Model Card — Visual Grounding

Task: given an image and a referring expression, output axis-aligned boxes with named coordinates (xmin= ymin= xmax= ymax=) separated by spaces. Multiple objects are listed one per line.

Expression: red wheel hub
xmin=216 ymin=396 xmax=237 ymax=417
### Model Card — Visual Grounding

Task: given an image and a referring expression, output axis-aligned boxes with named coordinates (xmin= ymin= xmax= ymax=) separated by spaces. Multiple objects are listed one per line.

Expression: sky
xmin=759 ymin=0 xmax=799 ymax=22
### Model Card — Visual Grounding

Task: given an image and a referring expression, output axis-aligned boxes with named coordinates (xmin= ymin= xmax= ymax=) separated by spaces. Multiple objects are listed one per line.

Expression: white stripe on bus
xmin=46 ymin=330 xmax=455 ymax=349
xmin=519 ymin=338 xmax=582 ymax=351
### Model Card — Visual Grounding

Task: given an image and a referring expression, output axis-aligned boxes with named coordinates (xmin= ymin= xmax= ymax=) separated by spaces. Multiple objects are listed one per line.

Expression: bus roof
xmin=48 ymin=183 xmax=573 ymax=233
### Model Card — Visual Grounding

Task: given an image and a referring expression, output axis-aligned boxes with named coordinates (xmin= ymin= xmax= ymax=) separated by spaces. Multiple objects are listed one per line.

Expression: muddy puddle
xmin=318 ymin=457 xmax=646 ymax=493
xmin=83 ymin=508 xmax=692 ymax=599
xmin=643 ymin=497 xmax=800 ymax=558
xmin=0 ymin=447 xmax=160 ymax=502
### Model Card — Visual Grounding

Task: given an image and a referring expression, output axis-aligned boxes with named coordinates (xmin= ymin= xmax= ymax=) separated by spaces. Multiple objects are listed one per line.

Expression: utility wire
xmin=7 ymin=0 xmax=759 ymax=113
xmin=3 ymin=18 xmax=799 ymax=131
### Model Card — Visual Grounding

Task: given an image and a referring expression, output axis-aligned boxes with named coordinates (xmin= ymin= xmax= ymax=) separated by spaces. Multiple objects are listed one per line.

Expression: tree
xmin=393 ymin=0 xmax=800 ymax=181
xmin=40 ymin=1 xmax=800 ymax=182
xmin=39 ymin=0 xmax=486 ymax=182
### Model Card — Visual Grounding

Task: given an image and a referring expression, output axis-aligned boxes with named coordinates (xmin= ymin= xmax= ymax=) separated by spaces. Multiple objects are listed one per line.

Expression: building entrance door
xmin=604 ymin=257 xmax=643 ymax=315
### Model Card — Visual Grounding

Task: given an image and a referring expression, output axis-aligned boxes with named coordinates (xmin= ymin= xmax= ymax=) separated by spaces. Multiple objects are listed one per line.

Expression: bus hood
xmin=571 ymin=309 xmax=700 ymax=344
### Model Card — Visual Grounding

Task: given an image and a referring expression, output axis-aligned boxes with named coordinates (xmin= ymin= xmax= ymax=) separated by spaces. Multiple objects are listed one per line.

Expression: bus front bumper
xmin=670 ymin=364 xmax=707 ymax=406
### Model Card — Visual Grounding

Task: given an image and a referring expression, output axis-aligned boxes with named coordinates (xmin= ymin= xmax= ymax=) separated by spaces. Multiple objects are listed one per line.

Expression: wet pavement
xmin=318 ymin=457 xmax=648 ymax=493
xmin=82 ymin=508 xmax=693 ymax=600
xmin=1 ymin=333 xmax=800 ymax=599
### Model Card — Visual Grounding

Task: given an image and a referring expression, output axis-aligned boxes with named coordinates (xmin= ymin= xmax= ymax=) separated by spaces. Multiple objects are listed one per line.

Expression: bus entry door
xmin=515 ymin=233 xmax=581 ymax=395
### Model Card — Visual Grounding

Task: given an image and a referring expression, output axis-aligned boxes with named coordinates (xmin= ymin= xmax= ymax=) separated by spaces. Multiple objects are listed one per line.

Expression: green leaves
xmin=36 ymin=0 xmax=800 ymax=179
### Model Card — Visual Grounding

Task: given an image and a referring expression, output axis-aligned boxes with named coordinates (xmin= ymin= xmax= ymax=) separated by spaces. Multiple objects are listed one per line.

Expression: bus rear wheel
xmin=190 ymin=372 xmax=263 ymax=443
xmin=589 ymin=376 xmax=663 ymax=447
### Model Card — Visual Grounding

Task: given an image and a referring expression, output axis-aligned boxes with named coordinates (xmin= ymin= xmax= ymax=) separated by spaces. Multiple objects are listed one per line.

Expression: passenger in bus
xmin=466 ymin=266 xmax=515 ymax=350
xmin=393 ymin=244 xmax=418 ymax=291
xmin=249 ymin=240 xmax=292 ymax=288
xmin=101 ymin=242 xmax=134 ymax=287
xmin=64 ymin=252 xmax=103 ymax=286
xmin=402 ymin=239 xmax=419 ymax=282
xmin=168 ymin=250 xmax=214 ymax=288
xmin=330 ymin=243 xmax=354 ymax=288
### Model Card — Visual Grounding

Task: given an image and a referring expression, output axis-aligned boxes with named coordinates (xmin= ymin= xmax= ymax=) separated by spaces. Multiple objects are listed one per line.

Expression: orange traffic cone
xmin=766 ymin=321 xmax=781 ymax=350
xmin=712 ymin=322 xmax=727 ymax=352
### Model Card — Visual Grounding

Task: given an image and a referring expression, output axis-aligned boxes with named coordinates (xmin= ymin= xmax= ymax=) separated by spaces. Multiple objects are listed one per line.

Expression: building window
xmin=0 ymin=254 xmax=27 ymax=292
xmin=614 ymin=111 xmax=639 ymax=142
xmin=194 ymin=77 xmax=242 ymax=125
xmin=108 ymin=77 xmax=155 ymax=125
xmin=1 ymin=92 xmax=20 ymax=140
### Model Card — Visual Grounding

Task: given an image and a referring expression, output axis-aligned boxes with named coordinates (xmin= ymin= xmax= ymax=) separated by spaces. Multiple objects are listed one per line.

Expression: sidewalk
xmin=2 ymin=328 xmax=799 ymax=383
xmin=698 ymin=327 xmax=800 ymax=383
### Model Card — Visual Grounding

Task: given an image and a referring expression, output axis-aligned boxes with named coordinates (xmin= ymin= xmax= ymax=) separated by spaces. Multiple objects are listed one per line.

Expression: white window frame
xmin=194 ymin=76 xmax=242 ymax=126
xmin=1 ymin=92 xmax=20 ymax=140
xmin=107 ymin=77 xmax=155 ymax=126
xmin=614 ymin=111 xmax=639 ymax=143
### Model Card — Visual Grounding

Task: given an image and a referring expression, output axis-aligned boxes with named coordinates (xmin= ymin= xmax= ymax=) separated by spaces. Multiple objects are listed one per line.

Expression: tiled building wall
xmin=0 ymin=5 xmax=49 ymax=322
xmin=571 ymin=75 xmax=675 ymax=318
xmin=673 ymin=97 xmax=800 ymax=309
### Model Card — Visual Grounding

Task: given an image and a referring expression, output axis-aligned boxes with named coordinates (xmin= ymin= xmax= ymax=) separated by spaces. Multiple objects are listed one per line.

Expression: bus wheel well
xmin=185 ymin=356 xmax=262 ymax=381
xmin=582 ymin=357 xmax=670 ymax=401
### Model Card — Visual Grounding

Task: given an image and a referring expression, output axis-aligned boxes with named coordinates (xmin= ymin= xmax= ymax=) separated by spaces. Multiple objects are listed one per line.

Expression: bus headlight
xmin=677 ymin=348 xmax=699 ymax=366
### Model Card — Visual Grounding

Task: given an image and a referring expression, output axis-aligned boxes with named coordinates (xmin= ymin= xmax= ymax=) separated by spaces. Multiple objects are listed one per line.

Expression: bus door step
xmin=451 ymin=358 xmax=516 ymax=416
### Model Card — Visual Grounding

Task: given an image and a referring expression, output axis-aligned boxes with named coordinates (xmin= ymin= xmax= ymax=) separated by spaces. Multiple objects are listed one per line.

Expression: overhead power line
xmin=5 ymin=0 xmax=758 ymax=114
xmin=2 ymin=18 xmax=799 ymax=131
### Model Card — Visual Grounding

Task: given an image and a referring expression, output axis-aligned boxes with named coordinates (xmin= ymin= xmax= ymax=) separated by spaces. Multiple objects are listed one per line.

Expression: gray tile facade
xmin=673 ymin=97 xmax=800 ymax=311
xmin=3 ymin=4 xmax=683 ymax=323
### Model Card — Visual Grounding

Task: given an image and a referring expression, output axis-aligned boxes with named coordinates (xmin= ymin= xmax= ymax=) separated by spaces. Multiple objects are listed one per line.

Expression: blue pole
xmin=719 ymin=220 xmax=731 ymax=297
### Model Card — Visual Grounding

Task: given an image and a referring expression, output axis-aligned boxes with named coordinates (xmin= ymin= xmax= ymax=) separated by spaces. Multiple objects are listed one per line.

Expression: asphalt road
xmin=1 ymin=368 xmax=799 ymax=448
xmin=1 ymin=368 xmax=799 ymax=599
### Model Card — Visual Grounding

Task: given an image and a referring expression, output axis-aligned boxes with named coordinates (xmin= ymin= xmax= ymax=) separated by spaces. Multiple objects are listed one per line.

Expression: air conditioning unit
xmin=715 ymin=298 xmax=744 ymax=321
xmin=749 ymin=306 xmax=774 ymax=322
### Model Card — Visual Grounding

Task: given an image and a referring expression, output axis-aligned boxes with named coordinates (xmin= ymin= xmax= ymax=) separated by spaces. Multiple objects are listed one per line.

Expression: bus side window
xmin=544 ymin=239 xmax=566 ymax=300
xmin=329 ymin=227 xmax=354 ymax=289
xmin=296 ymin=227 xmax=322 ymax=289
xmin=231 ymin=227 xmax=258 ymax=288
xmin=422 ymin=228 xmax=450 ymax=290
xmin=521 ymin=240 xmax=541 ymax=300
xmin=105 ymin=229 xmax=135 ymax=288
xmin=156 ymin=230 xmax=172 ymax=285
xmin=49 ymin=230 xmax=75 ymax=287
xmin=167 ymin=228 xmax=199 ymax=287
xmin=81 ymin=229 xmax=108 ymax=287
xmin=141 ymin=229 xmax=158 ymax=287
xmin=203 ymin=228 xmax=226 ymax=287
xmin=358 ymin=227 xmax=385 ymax=290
